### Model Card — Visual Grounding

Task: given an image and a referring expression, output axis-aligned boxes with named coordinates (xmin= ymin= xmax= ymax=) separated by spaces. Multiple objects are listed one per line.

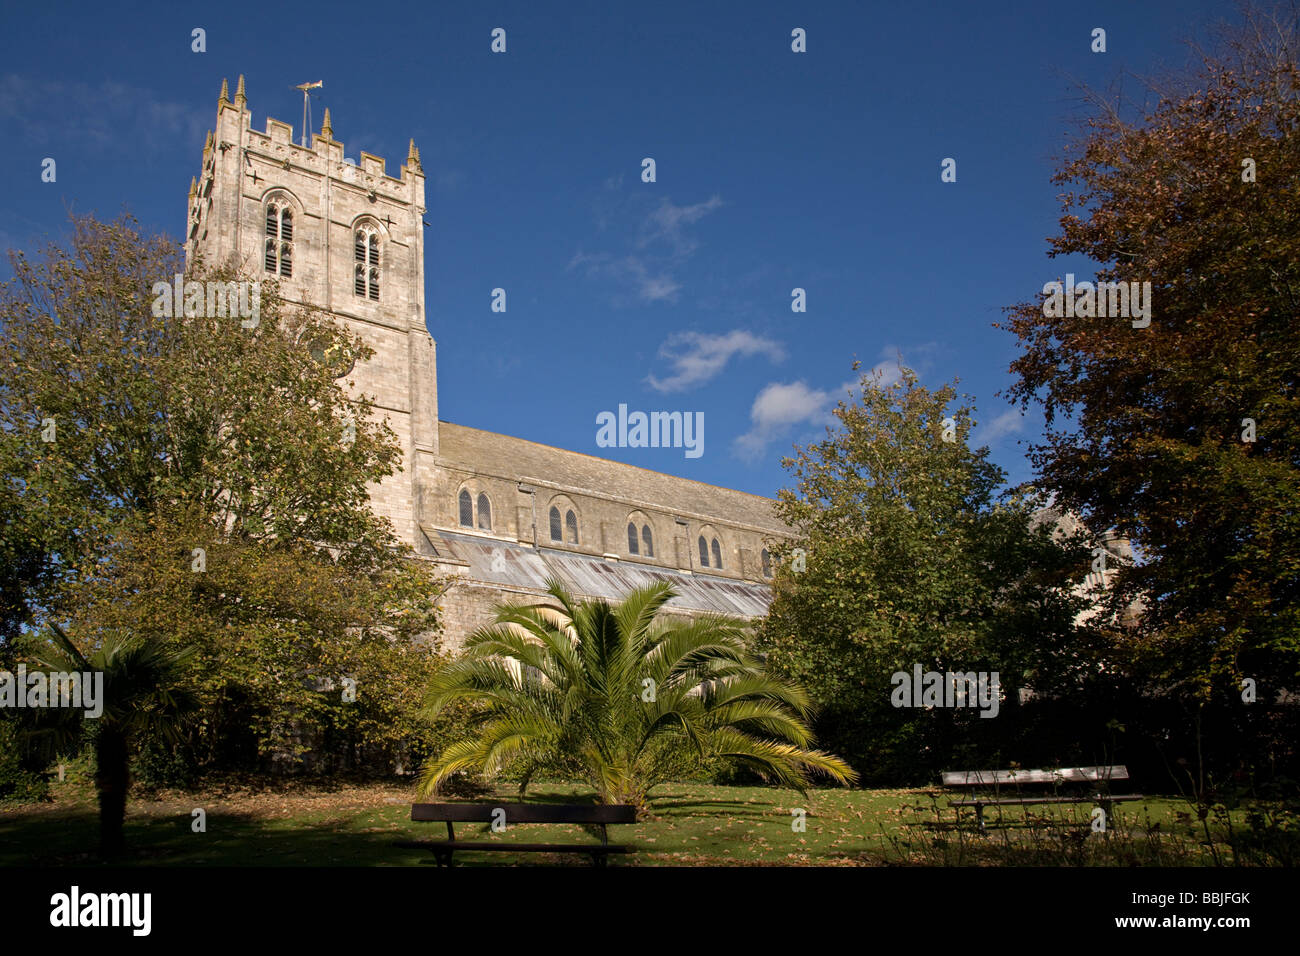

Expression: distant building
xmin=1030 ymin=502 xmax=1145 ymax=627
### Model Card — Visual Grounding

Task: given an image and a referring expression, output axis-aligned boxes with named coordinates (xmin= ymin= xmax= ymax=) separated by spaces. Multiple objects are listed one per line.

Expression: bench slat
xmin=942 ymin=766 xmax=1130 ymax=787
xmin=950 ymin=794 xmax=1145 ymax=808
xmin=410 ymin=803 xmax=637 ymax=824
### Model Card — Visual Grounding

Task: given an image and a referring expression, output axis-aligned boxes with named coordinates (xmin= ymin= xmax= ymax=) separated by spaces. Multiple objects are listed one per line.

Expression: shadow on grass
xmin=0 ymin=801 xmax=651 ymax=868
xmin=0 ymin=804 xmax=427 ymax=867
xmin=646 ymin=798 xmax=770 ymax=818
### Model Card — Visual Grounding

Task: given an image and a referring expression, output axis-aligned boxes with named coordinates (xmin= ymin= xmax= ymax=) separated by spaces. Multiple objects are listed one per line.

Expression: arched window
xmin=549 ymin=506 xmax=562 ymax=541
xmin=477 ymin=493 xmax=492 ymax=530
xmin=354 ymin=227 xmax=380 ymax=299
xmin=565 ymin=510 xmax=578 ymax=544
xmin=698 ymin=536 xmax=710 ymax=568
xmin=642 ymin=525 xmax=653 ymax=557
xmin=761 ymin=549 xmax=771 ymax=577
xmin=627 ymin=522 xmax=639 ymax=555
xmin=458 ymin=490 xmax=473 ymax=527
xmin=711 ymin=538 xmax=723 ymax=569
xmin=264 ymin=201 xmax=292 ymax=277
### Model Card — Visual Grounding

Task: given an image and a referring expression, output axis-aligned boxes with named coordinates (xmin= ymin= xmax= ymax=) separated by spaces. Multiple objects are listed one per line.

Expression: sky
xmin=0 ymin=0 xmax=1238 ymax=501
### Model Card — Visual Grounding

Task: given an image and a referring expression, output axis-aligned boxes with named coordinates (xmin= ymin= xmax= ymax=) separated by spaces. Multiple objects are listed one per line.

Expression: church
xmin=185 ymin=77 xmax=789 ymax=649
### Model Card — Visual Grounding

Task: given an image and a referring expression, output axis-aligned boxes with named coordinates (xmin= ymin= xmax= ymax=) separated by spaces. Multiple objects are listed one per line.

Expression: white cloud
xmin=0 ymin=74 xmax=203 ymax=153
xmin=732 ymin=378 xmax=857 ymax=461
xmin=866 ymin=351 xmax=905 ymax=388
xmin=730 ymin=344 xmax=934 ymax=461
xmin=570 ymin=184 xmax=723 ymax=304
xmin=647 ymin=329 xmax=785 ymax=392
xmin=636 ymin=195 xmax=724 ymax=256
xmin=568 ymin=251 xmax=680 ymax=303
xmin=975 ymin=408 xmax=1026 ymax=444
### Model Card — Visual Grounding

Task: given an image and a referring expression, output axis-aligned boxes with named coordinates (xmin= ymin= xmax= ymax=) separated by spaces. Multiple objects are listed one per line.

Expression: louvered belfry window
xmin=265 ymin=202 xmax=292 ymax=277
xmin=355 ymin=228 xmax=380 ymax=299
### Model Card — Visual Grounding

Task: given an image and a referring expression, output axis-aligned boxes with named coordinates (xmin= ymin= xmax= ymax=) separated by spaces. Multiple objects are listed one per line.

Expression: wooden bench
xmin=394 ymin=802 xmax=637 ymax=867
xmin=941 ymin=765 xmax=1143 ymax=832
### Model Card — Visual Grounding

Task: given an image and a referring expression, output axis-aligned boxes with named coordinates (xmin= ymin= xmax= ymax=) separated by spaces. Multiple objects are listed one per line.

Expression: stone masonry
xmin=187 ymin=78 xmax=790 ymax=650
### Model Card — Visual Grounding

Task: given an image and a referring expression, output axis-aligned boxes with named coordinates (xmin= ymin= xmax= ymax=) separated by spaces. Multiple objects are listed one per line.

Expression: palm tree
xmin=418 ymin=579 xmax=857 ymax=812
xmin=24 ymin=623 xmax=195 ymax=857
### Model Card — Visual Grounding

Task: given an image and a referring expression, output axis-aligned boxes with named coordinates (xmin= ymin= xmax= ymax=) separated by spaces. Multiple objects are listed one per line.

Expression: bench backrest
xmin=411 ymin=803 xmax=637 ymax=824
xmin=942 ymin=766 xmax=1129 ymax=787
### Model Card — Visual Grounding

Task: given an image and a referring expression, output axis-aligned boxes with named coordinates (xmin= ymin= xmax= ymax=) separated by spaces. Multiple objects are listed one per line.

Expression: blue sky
xmin=0 ymin=0 xmax=1233 ymax=500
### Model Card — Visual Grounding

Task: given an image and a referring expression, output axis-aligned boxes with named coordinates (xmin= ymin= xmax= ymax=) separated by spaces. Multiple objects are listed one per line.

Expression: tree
xmin=755 ymin=366 xmax=1101 ymax=783
xmin=997 ymin=4 xmax=1300 ymax=704
xmin=65 ymin=504 xmax=444 ymax=771
xmin=417 ymin=579 xmax=857 ymax=813
xmin=22 ymin=623 xmax=195 ymax=857
xmin=0 ymin=213 xmax=444 ymax=772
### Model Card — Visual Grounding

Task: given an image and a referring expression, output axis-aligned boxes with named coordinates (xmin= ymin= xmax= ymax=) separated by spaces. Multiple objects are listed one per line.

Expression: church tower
xmin=185 ymin=76 xmax=440 ymax=549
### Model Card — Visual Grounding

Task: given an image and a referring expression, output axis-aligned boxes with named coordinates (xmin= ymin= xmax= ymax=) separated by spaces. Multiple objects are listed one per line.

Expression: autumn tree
xmin=998 ymin=5 xmax=1300 ymax=711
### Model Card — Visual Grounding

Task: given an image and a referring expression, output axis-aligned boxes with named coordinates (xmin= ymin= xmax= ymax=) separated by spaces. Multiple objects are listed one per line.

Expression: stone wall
xmin=430 ymin=422 xmax=790 ymax=581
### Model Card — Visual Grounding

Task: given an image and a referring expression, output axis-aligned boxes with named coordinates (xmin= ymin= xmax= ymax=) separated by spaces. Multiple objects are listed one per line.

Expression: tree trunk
xmin=96 ymin=727 xmax=129 ymax=858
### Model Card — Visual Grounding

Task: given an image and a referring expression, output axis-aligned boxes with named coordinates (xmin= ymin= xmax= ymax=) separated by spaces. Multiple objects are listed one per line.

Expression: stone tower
xmin=185 ymin=76 xmax=439 ymax=547
xmin=183 ymin=77 xmax=795 ymax=650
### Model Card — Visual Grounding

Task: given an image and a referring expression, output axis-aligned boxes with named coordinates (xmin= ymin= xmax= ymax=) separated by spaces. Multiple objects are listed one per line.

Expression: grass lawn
xmin=0 ymin=773 xmax=1239 ymax=866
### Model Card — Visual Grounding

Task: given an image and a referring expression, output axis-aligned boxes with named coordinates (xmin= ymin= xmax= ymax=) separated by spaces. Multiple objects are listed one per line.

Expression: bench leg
xmin=433 ymin=849 xmax=454 ymax=867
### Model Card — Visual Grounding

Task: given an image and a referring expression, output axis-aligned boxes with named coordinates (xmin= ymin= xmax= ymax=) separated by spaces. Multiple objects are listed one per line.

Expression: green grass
xmin=0 ymin=775 xmax=1276 ymax=866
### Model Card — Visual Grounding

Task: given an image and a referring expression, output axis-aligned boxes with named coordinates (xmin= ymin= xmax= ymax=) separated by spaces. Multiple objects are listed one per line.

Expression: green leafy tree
xmin=756 ymin=366 xmax=1100 ymax=783
xmin=0 ymin=213 xmax=443 ymax=771
xmin=997 ymin=5 xmax=1300 ymax=703
xmin=66 ymin=505 xmax=444 ymax=770
xmin=417 ymin=579 xmax=857 ymax=813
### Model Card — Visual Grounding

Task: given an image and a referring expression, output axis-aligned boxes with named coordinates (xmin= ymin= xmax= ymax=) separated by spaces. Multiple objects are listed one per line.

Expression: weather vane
xmin=293 ymin=80 xmax=323 ymax=147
